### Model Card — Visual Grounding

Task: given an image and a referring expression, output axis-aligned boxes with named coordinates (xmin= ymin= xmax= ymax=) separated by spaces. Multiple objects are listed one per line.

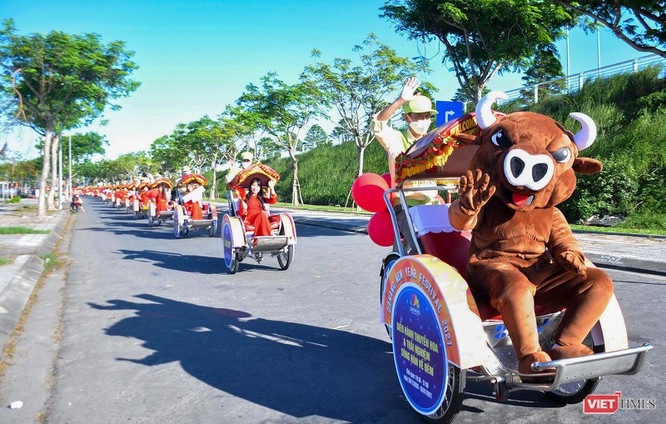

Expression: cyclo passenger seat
xmin=408 ymin=204 xmax=471 ymax=278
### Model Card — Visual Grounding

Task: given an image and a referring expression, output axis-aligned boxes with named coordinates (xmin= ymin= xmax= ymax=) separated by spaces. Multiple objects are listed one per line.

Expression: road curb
xmin=0 ymin=210 xmax=70 ymax=358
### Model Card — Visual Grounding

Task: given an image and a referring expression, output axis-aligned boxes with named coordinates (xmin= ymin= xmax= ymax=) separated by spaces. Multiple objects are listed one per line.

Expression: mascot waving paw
xmin=449 ymin=92 xmax=614 ymax=382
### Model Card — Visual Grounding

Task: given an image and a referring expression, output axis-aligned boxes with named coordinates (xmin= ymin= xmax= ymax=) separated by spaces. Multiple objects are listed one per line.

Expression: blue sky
xmin=1 ymin=0 xmax=645 ymax=159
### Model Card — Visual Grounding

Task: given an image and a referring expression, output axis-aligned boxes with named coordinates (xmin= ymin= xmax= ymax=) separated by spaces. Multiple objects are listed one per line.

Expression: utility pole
xmin=58 ymin=136 xmax=63 ymax=209
xmin=68 ymin=134 xmax=72 ymax=200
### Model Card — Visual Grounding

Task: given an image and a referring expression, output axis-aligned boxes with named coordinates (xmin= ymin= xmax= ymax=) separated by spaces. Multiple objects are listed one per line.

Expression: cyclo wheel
xmin=545 ymin=336 xmax=602 ymax=404
xmin=423 ymin=365 xmax=465 ymax=424
xmin=277 ymin=245 xmax=293 ymax=270
xmin=546 ymin=378 xmax=600 ymax=404
xmin=208 ymin=220 xmax=217 ymax=237
xmin=228 ymin=249 xmax=239 ymax=274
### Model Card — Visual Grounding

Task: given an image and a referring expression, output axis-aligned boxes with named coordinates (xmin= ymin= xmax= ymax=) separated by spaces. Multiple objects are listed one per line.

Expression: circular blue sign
xmin=392 ymin=284 xmax=447 ymax=415
xmin=222 ymin=221 xmax=233 ymax=268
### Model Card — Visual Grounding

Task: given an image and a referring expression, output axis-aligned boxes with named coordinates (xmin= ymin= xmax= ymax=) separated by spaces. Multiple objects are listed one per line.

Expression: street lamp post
xmin=68 ymin=135 xmax=72 ymax=199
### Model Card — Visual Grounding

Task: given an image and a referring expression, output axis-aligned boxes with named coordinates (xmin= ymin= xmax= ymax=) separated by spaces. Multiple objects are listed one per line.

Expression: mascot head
xmin=458 ymin=91 xmax=603 ymax=211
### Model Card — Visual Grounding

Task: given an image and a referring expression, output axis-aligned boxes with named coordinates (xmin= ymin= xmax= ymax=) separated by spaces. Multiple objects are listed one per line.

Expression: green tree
xmin=554 ymin=0 xmax=666 ymax=58
xmin=381 ymin=0 xmax=576 ymax=101
xmin=237 ymin=72 xmax=323 ymax=205
xmin=303 ymin=124 xmax=331 ymax=150
xmin=0 ymin=19 xmax=139 ymax=217
xmin=150 ymin=135 xmax=180 ymax=178
xmin=303 ymin=34 xmax=432 ymax=179
xmin=184 ymin=115 xmax=227 ymax=199
xmin=66 ymin=132 xmax=108 ymax=164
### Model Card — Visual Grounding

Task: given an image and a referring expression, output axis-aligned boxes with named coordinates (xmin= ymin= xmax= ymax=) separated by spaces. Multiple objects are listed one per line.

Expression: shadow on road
xmin=89 ymin=294 xmax=407 ymax=422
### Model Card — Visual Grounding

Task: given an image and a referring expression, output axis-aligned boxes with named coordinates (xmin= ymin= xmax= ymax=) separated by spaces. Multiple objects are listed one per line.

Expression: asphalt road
xmin=0 ymin=198 xmax=663 ymax=424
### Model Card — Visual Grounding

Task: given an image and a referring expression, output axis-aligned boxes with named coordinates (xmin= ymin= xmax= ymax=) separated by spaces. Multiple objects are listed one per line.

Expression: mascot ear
xmin=452 ymin=133 xmax=479 ymax=145
xmin=573 ymin=157 xmax=603 ymax=174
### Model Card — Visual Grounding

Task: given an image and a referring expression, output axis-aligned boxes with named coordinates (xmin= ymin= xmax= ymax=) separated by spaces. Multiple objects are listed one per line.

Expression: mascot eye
xmin=490 ymin=130 xmax=511 ymax=148
xmin=551 ymin=147 xmax=571 ymax=163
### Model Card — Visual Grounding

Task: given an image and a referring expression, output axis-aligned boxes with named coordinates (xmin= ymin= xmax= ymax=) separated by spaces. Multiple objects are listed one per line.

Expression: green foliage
xmin=0 ymin=226 xmax=49 ymax=234
xmin=544 ymin=68 xmax=666 ymax=229
xmin=265 ymin=68 xmax=665 ymax=232
xmin=553 ymin=1 xmax=666 ymax=57
xmin=265 ymin=141 xmax=388 ymax=205
xmin=5 ymin=195 xmax=21 ymax=204
xmin=560 ymin=158 xmax=638 ymax=222
xmin=381 ymin=0 xmax=576 ymax=100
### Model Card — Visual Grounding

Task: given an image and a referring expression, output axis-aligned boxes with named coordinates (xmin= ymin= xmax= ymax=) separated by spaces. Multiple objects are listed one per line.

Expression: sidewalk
xmin=0 ymin=199 xmax=70 ymax=356
xmin=286 ymin=208 xmax=666 ymax=276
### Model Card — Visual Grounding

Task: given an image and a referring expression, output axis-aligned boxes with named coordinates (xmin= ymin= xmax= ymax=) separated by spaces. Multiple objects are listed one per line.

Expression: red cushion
xmin=419 ymin=231 xmax=471 ymax=278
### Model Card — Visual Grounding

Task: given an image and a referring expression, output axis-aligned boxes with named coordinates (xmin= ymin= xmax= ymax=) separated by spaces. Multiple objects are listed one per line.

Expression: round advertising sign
xmin=392 ymin=283 xmax=447 ymax=415
xmin=222 ymin=221 xmax=234 ymax=268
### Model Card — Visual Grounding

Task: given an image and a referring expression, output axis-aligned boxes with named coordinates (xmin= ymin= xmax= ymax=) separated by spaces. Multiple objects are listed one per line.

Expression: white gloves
xmin=400 ymin=77 xmax=421 ymax=102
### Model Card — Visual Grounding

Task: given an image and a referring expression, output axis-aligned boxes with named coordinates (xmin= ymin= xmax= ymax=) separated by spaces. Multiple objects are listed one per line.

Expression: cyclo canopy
xmin=226 ymin=163 xmax=280 ymax=190
xmin=394 ymin=111 xmax=504 ymax=185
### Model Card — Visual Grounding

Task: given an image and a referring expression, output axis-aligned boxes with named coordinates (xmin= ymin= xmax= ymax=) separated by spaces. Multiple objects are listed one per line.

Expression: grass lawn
xmin=0 ymin=226 xmax=50 ymax=235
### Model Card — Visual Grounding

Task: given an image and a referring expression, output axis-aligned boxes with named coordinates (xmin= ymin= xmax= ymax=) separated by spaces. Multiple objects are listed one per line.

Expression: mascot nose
xmin=503 ymin=149 xmax=554 ymax=191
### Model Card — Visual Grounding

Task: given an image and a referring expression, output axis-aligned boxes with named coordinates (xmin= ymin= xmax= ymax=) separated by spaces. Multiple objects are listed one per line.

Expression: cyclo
xmin=222 ymin=163 xmax=296 ymax=273
xmin=172 ymin=173 xmax=218 ymax=238
xmin=369 ymin=107 xmax=652 ymax=423
xmin=147 ymin=177 xmax=175 ymax=227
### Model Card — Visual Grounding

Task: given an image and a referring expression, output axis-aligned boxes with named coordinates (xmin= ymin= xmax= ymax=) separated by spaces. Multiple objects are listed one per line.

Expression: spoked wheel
xmin=208 ymin=221 xmax=217 ymax=237
xmin=277 ymin=245 xmax=294 ymax=270
xmin=546 ymin=334 xmax=602 ymax=404
xmin=227 ymin=249 xmax=239 ymax=274
xmin=546 ymin=378 xmax=600 ymax=404
xmin=423 ymin=365 xmax=465 ymax=424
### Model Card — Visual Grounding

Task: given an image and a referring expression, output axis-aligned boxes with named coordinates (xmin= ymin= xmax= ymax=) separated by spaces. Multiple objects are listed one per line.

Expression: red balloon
xmin=351 ymin=173 xmax=389 ymax=212
xmin=381 ymin=173 xmax=392 ymax=187
xmin=368 ymin=209 xmax=394 ymax=247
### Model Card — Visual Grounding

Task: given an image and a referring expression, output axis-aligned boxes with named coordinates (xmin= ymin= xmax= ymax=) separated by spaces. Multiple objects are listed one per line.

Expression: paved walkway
xmin=0 ymin=199 xmax=664 ymax=357
xmin=286 ymin=208 xmax=666 ymax=276
xmin=0 ymin=199 xmax=69 ymax=354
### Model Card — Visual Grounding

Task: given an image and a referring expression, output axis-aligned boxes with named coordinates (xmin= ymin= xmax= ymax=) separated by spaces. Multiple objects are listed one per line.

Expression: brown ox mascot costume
xmin=448 ymin=92 xmax=614 ymax=382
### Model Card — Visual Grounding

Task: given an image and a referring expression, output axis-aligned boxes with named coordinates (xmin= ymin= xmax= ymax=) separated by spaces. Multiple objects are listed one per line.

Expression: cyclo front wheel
xmin=277 ymin=245 xmax=293 ymax=270
xmin=423 ymin=365 xmax=465 ymax=424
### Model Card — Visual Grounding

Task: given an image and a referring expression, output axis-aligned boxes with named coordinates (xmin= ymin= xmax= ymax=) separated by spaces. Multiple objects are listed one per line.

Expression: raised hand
xmin=400 ymin=77 xmax=421 ymax=102
xmin=458 ymin=169 xmax=496 ymax=213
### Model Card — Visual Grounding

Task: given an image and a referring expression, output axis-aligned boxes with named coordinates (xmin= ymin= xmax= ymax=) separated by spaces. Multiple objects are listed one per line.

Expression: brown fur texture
xmin=449 ymin=111 xmax=613 ymax=379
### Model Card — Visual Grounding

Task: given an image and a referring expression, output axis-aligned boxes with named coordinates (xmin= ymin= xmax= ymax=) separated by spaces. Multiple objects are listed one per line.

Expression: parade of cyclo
xmin=76 ymin=153 xmax=296 ymax=274
xmin=72 ymin=88 xmax=653 ymax=423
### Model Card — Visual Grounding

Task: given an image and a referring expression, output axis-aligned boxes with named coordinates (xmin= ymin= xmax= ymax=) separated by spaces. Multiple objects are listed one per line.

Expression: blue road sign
xmin=435 ymin=101 xmax=464 ymax=127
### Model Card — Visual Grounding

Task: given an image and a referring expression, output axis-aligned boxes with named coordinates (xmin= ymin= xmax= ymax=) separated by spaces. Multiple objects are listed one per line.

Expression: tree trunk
xmin=357 ymin=144 xmax=366 ymax=177
xmin=48 ymin=135 xmax=59 ymax=210
xmin=210 ymin=154 xmax=218 ymax=200
xmin=37 ymin=131 xmax=53 ymax=218
xmin=291 ymin=157 xmax=300 ymax=206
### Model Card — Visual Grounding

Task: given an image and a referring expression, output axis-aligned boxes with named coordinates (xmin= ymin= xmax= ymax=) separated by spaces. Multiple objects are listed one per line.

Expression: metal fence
xmin=501 ymin=54 xmax=666 ymax=104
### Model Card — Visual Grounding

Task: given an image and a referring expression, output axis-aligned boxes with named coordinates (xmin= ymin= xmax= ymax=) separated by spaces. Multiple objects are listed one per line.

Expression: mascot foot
xmin=518 ymin=351 xmax=554 ymax=383
xmin=547 ymin=344 xmax=594 ymax=360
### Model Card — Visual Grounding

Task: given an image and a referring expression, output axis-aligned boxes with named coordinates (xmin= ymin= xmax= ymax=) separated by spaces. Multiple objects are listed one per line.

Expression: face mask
xmin=408 ymin=118 xmax=431 ymax=136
